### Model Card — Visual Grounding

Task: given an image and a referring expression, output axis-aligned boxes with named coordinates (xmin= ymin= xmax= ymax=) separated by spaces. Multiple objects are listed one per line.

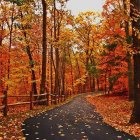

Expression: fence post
xmin=70 ymin=91 xmax=71 ymax=97
xmin=3 ymin=90 xmax=7 ymax=116
xmin=56 ymin=95 xmax=58 ymax=104
xmin=54 ymin=94 xmax=57 ymax=105
xmin=50 ymin=94 xmax=52 ymax=105
xmin=30 ymin=91 xmax=33 ymax=110
xmin=47 ymin=93 xmax=49 ymax=106
xmin=66 ymin=91 xmax=68 ymax=99
xmin=60 ymin=95 xmax=62 ymax=102
xmin=58 ymin=95 xmax=59 ymax=103
xmin=62 ymin=95 xmax=64 ymax=102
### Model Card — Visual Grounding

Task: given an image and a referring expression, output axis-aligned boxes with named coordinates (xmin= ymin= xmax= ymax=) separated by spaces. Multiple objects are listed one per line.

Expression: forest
xmin=0 ymin=0 xmax=140 ymax=139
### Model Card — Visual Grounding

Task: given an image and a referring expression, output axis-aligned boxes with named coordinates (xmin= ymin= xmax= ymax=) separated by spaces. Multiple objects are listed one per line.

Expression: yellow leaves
xmin=78 ymin=11 xmax=96 ymax=18
xmin=60 ymin=29 xmax=74 ymax=41
xmin=75 ymin=11 xmax=100 ymax=26
xmin=5 ymin=80 xmax=16 ymax=87
xmin=74 ymin=74 xmax=87 ymax=86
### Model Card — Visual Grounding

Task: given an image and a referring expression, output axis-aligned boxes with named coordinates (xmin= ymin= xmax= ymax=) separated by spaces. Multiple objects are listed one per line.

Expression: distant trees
xmin=73 ymin=12 xmax=101 ymax=92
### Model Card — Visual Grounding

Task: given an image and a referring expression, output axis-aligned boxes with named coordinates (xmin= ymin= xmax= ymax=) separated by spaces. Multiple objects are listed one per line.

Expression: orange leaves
xmin=87 ymin=95 xmax=140 ymax=137
xmin=115 ymin=28 xmax=125 ymax=37
xmin=102 ymin=0 xmax=129 ymax=38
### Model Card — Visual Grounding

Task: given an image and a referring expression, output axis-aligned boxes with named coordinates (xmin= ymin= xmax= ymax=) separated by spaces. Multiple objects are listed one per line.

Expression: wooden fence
xmin=0 ymin=90 xmax=68 ymax=117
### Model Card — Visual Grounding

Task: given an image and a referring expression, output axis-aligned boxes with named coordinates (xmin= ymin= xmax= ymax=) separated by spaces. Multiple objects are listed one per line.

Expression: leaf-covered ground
xmin=0 ymin=96 xmax=77 ymax=140
xmin=86 ymin=94 xmax=140 ymax=137
xmin=22 ymin=94 xmax=136 ymax=140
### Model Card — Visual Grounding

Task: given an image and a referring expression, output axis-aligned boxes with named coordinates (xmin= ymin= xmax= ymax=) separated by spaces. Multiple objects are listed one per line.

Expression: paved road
xmin=22 ymin=95 xmax=137 ymax=140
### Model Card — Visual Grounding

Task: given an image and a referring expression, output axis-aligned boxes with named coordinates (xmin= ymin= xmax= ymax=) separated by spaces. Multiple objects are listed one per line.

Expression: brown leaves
xmin=86 ymin=94 xmax=140 ymax=137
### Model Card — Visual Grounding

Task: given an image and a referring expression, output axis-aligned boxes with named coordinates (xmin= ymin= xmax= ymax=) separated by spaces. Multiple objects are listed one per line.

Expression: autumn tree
xmin=100 ymin=0 xmax=133 ymax=94
xmin=122 ymin=0 xmax=134 ymax=100
xmin=52 ymin=0 xmax=71 ymax=97
xmin=73 ymin=12 xmax=101 ymax=92
xmin=1 ymin=0 xmax=41 ymax=95
xmin=130 ymin=0 xmax=140 ymax=123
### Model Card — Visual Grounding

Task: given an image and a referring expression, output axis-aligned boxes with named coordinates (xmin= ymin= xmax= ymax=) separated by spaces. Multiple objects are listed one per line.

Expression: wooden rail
xmin=0 ymin=90 xmax=70 ymax=117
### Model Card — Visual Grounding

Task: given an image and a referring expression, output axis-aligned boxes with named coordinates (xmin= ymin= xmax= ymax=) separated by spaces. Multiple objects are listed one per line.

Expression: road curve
xmin=22 ymin=95 xmax=137 ymax=140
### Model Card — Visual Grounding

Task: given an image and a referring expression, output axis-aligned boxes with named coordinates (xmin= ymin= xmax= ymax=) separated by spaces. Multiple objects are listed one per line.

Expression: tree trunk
xmin=127 ymin=53 xmax=134 ymax=100
xmin=61 ymin=51 xmax=66 ymax=96
xmin=54 ymin=48 xmax=60 ymax=95
xmin=72 ymin=50 xmax=81 ymax=93
xmin=20 ymin=11 xmax=38 ymax=96
xmin=130 ymin=55 xmax=140 ymax=123
xmin=92 ymin=76 xmax=95 ymax=92
xmin=90 ymin=57 xmax=96 ymax=92
xmin=0 ymin=25 xmax=3 ymax=46
xmin=50 ymin=29 xmax=53 ymax=95
xmin=26 ymin=46 xmax=38 ymax=95
xmin=0 ymin=26 xmax=4 ymax=91
xmin=7 ymin=0 xmax=39 ymax=98
xmin=97 ymin=78 xmax=100 ymax=91
xmin=40 ymin=0 xmax=47 ymax=95
xmin=52 ymin=0 xmax=61 ymax=104
xmin=104 ymin=73 xmax=107 ymax=94
xmin=130 ymin=0 xmax=140 ymax=123
xmin=68 ymin=48 xmax=74 ymax=94
xmin=123 ymin=0 xmax=134 ymax=100
xmin=108 ymin=67 xmax=112 ymax=94
xmin=7 ymin=5 xmax=14 ymax=91
xmin=7 ymin=26 xmax=12 ymax=91
xmin=85 ymin=33 xmax=90 ymax=92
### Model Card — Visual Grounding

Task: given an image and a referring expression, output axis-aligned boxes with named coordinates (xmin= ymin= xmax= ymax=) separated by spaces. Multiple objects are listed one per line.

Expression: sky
xmin=67 ymin=0 xmax=105 ymax=16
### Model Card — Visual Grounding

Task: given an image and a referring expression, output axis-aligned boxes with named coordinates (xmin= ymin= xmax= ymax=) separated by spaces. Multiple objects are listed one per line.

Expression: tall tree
xmin=122 ymin=0 xmax=134 ymax=100
xmin=74 ymin=12 xmax=99 ymax=92
xmin=130 ymin=0 xmax=140 ymax=123
xmin=19 ymin=8 xmax=38 ymax=95
xmin=53 ymin=0 xmax=60 ymax=96
xmin=40 ymin=0 xmax=47 ymax=94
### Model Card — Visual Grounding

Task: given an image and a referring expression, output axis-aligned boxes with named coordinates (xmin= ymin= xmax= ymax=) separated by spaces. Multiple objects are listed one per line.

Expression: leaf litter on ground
xmin=86 ymin=94 xmax=140 ymax=137
xmin=0 ymin=95 xmax=78 ymax=140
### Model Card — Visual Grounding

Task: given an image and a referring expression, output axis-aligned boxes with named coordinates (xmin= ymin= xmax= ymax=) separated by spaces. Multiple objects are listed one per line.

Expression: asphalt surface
xmin=22 ymin=95 xmax=138 ymax=140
